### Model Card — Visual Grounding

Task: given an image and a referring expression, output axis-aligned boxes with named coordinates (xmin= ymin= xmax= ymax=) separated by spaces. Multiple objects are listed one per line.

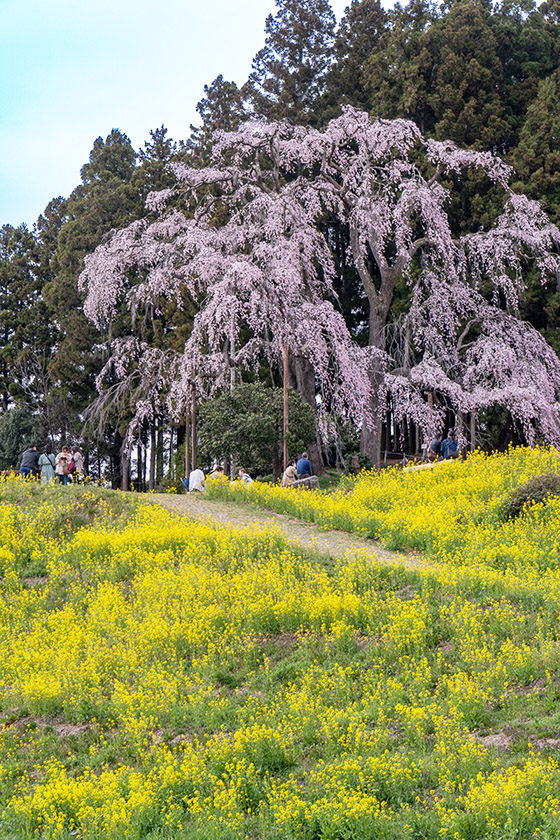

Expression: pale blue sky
xmin=1 ymin=0 xmax=350 ymax=227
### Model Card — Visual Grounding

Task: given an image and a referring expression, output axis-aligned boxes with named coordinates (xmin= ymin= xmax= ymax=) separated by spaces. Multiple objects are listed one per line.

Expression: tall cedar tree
xmin=491 ymin=0 xmax=560 ymax=145
xmin=364 ymin=0 xmax=439 ymax=134
xmin=426 ymin=0 xmax=509 ymax=151
xmin=0 ymin=224 xmax=53 ymax=414
xmin=511 ymin=69 xmax=560 ymax=354
xmin=44 ymin=128 xmax=179 ymax=479
xmin=43 ymin=130 xmax=141 ymax=445
xmin=512 ymin=68 xmax=560 ymax=224
xmin=187 ymin=76 xmax=247 ymax=162
xmin=243 ymin=0 xmax=337 ymax=125
xmin=320 ymin=0 xmax=389 ymax=119
xmin=23 ymin=197 xmax=67 ymax=438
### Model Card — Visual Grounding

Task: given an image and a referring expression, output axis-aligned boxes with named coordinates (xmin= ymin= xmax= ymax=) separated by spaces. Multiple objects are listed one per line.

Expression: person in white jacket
xmin=188 ymin=468 xmax=206 ymax=492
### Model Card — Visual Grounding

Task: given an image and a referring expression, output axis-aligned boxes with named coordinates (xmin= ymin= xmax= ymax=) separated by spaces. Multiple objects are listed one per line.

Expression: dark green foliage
xmin=367 ymin=0 xmax=509 ymax=148
xmin=198 ymin=383 xmax=316 ymax=478
xmin=364 ymin=0 xmax=439 ymax=134
xmin=135 ymin=125 xmax=179 ymax=196
xmin=502 ymin=473 xmax=560 ymax=519
xmin=0 ymin=403 xmax=43 ymax=470
xmin=319 ymin=0 xmax=388 ymax=120
xmin=42 ymin=130 xmax=142 ymax=442
xmin=42 ymin=127 xmax=182 ymax=485
xmin=364 ymin=0 xmax=560 ymax=154
xmin=187 ymin=76 xmax=247 ymax=162
xmin=512 ymin=68 xmax=560 ymax=225
xmin=243 ymin=0 xmax=336 ymax=123
xmin=0 ymin=224 xmax=55 ymax=414
xmin=426 ymin=0 xmax=509 ymax=150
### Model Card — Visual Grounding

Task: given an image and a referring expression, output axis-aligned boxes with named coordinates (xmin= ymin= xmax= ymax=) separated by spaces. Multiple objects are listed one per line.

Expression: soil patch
xmin=6 ymin=714 xmax=92 ymax=737
xmin=475 ymin=732 xmax=514 ymax=749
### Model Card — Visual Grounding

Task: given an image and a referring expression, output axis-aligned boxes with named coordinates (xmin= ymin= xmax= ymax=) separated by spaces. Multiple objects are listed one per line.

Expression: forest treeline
xmin=1 ymin=0 xmax=559 ymax=486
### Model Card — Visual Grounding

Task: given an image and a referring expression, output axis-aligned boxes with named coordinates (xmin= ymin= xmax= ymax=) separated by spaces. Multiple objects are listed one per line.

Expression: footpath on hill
xmin=150 ymin=492 xmax=427 ymax=570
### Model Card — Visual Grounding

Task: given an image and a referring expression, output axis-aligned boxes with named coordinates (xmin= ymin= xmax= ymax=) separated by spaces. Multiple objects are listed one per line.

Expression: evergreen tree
xmin=321 ymin=0 xmax=389 ymax=118
xmin=243 ymin=0 xmax=337 ymax=123
xmin=426 ymin=0 xmax=510 ymax=150
xmin=512 ymin=69 xmax=560 ymax=224
xmin=511 ymin=69 xmax=560 ymax=354
xmin=0 ymin=403 xmax=43 ymax=470
xmin=0 ymin=224 xmax=53 ymax=414
xmin=135 ymin=125 xmax=179 ymax=194
xmin=187 ymin=76 xmax=247 ymax=161
xmin=491 ymin=0 xmax=559 ymax=145
xmin=43 ymin=129 xmax=141 ymax=450
xmin=364 ymin=0 xmax=439 ymax=133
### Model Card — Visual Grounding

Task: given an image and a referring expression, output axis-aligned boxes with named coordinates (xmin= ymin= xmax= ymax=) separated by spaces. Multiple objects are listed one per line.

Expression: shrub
xmin=502 ymin=472 xmax=560 ymax=519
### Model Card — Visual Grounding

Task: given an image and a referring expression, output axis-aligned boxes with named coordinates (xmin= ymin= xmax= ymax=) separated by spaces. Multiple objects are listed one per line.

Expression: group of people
xmin=427 ymin=430 xmax=459 ymax=462
xmin=281 ymin=452 xmax=313 ymax=487
xmin=186 ymin=464 xmax=253 ymax=492
xmin=20 ymin=443 xmax=85 ymax=485
xmin=186 ymin=455 xmax=313 ymax=493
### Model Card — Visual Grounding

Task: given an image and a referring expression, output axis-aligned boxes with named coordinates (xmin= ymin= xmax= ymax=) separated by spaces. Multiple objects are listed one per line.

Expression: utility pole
xmin=185 ymin=385 xmax=191 ymax=478
xmin=283 ymin=341 xmax=289 ymax=471
xmin=191 ymin=388 xmax=197 ymax=470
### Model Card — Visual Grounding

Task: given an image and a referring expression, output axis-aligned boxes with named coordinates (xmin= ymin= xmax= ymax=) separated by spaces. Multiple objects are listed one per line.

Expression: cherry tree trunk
xmin=290 ymin=354 xmax=325 ymax=476
xmin=120 ymin=444 xmax=131 ymax=492
xmin=360 ymin=369 xmax=384 ymax=468
xmin=149 ymin=425 xmax=156 ymax=491
xmin=360 ymin=312 xmax=387 ymax=468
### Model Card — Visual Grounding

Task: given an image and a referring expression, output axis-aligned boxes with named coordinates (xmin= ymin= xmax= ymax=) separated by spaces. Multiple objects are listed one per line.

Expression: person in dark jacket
xmin=20 ymin=444 xmax=39 ymax=478
xmin=296 ymin=452 xmax=313 ymax=478
xmin=441 ymin=430 xmax=459 ymax=459
xmin=428 ymin=433 xmax=443 ymax=462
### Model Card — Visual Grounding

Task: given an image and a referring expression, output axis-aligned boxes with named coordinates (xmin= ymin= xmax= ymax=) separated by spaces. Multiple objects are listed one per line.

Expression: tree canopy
xmin=198 ymin=383 xmax=316 ymax=477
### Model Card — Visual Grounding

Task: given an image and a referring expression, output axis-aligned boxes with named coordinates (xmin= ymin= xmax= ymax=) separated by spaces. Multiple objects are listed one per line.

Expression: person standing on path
xmin=296 ymin=452 xmax=313 ymax=479
xmin=38 ymin=444 xmax=56 ymax=485
xmin=20 ymin=444 xmax=39 ymax=479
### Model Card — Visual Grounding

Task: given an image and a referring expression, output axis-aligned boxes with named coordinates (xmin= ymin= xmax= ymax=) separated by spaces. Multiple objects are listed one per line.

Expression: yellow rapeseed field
xmin=1 ymin=450 xmax=560 ymax=839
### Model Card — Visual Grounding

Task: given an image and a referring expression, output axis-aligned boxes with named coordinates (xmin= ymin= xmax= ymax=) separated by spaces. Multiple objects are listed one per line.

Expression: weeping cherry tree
xmin=80 ymin=108 xmax=560 ymax=465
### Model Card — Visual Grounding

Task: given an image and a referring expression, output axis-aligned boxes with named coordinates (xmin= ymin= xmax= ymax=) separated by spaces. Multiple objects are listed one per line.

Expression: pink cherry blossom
xmin=80 ymin=108 xmax=560 ymax=456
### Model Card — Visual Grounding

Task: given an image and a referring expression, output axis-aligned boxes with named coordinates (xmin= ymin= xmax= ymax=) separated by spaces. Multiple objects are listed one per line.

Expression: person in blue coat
xmin=296 ymin=451 xmax=313 ymax=478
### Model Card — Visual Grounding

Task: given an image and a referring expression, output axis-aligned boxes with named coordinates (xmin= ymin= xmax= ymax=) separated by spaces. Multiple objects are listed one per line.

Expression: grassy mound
xmin=1 ymin=472 xmax=560 ymax=838
xmin=501 ymin=472 xmax=560 ymax=519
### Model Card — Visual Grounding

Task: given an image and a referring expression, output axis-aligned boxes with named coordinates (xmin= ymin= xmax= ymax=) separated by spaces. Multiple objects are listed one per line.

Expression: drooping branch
xmin=79 ymin=107 xmax=560 ymax=456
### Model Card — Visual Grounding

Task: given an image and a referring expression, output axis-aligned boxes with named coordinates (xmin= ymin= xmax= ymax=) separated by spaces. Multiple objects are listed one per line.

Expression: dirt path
xmin=150 ymin=493 xmax=427 ymax=570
